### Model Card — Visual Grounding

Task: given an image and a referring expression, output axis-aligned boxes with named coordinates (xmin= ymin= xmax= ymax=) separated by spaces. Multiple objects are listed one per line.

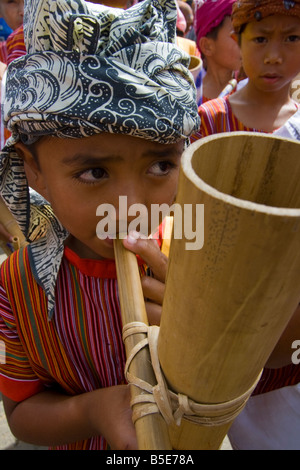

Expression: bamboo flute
xmin=113 ymin=238 xmax=172 ymax=450
xmin=158 ymin=132 xmax=300 ymax=449
xmin=0 ymin=196 xmax=28 ymax=256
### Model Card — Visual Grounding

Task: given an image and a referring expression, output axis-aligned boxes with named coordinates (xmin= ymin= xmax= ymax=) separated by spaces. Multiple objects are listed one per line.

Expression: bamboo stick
xmin=0 ymin=196 xmax=28 ymax=257
xmin=113 ymin=238 xmax=172 ymax=450
xmin=158 ymin=132 xmax=300 ymax=449
xmin=161 ymin=216 xmax=173 ymax=257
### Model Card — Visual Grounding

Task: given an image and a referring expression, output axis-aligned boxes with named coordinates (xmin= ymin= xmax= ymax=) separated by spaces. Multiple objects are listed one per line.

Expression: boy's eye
xmin=76 ymin=167 xmax=107 ymax=183
xmin=286 ymin=35 xmax=300 ymax=43
xmin=148 ymin=160 xmax=176 ymax=176
xmin=253 ymin=36 xmax=267 ymax=44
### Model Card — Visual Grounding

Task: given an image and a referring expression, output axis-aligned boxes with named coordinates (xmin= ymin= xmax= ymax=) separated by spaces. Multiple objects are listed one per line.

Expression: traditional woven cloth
xmin=0 ymin=0 xmax=200 ymax=318
xmin=5 ymin=0 xmax=198 ymax=144
xmin=232 ymin=0 xmax=300 ymax=33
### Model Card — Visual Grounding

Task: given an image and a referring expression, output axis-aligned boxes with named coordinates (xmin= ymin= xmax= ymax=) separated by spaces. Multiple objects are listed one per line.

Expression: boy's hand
xmin=0 ymin=223 xmax=13 ymax=244
xmin=123 ymin=231 xmax=168 ymax=325
xmin=91 ymin=385 xmax=138 ymax=450
xmin=3 ymin=384 xmax=137 ymax=449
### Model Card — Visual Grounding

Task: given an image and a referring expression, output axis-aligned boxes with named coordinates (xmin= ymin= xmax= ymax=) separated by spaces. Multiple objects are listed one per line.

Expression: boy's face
xmin=211 ymin=16 xmax=242 ymax=73
xmin=240 ymin=15 xmax=300 ymax=93
xmin=0 ymin=0 xmax=23 ymax=31
xmin=20 ymin=133 xmax=183 ymax=260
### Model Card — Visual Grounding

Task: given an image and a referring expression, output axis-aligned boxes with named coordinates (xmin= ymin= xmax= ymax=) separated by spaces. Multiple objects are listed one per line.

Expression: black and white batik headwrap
xmin=0 ymin=0 xmax=200 ymax=318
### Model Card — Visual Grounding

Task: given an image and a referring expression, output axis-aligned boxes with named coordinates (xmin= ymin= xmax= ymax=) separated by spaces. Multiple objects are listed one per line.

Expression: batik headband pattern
xmin=232 ymin=0 xmax=300 ymax=33
xmin=0 ymin=0 xmax=200 ymax=318
xmin=4 ymin=0 xmax=199 ymax=145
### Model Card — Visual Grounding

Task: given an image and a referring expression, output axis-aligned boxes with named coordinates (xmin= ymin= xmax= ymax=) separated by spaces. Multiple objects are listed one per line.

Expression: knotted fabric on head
xmin=4 ymin=0 xmax=199 ymax=145
xmin=232 ymin=0 xmax=300 ymax=33
xmin=0 ymin=0 xmax=200 ymax=318
xmin=194 ymin=0 xmax=236 ymax=45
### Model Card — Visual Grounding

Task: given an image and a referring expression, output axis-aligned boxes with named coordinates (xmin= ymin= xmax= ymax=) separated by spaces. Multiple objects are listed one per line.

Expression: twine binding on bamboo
xmin=123 ymin=321 xmax=262 ymax=427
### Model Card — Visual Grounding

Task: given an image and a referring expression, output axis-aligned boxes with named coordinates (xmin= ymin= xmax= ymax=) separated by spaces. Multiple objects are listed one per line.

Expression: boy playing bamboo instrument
xmin=0 ymin=0 xmax=199 ymax=450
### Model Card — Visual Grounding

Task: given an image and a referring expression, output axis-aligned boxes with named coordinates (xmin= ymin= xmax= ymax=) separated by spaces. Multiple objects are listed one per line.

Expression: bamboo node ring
xmin=122 ymin=321 xmax=262 ymax=428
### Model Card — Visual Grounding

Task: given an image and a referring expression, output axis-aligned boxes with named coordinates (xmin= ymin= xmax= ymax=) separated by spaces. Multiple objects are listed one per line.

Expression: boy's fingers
xmin=122 ymin=231 xmax=168 ymax=283
xmin=0 ymin=224 xmax=13 ymax=243
xmin=141 ymin=276 xmax=165 ymax=305
xmin=145 ymin=301 xmax=162 ymax=326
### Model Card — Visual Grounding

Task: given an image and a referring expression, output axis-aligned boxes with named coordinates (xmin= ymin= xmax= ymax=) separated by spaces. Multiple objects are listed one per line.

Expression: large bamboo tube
xmin=114 ymin=239 xmax=172 ymax=449
xmin=158 ymin=132 xmax=300 ymax=449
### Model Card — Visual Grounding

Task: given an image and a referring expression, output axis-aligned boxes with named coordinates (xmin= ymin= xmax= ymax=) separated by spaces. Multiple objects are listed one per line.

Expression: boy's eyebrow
xmin=142 ymin=148 xmax=182 ymax=159
xmin=62 ymin=148 xmax=181 ymax=166
xmin=255 ymin=24 xmax=300 ymax=34
xmin=62 ymin=153 xmax=122 ymax=166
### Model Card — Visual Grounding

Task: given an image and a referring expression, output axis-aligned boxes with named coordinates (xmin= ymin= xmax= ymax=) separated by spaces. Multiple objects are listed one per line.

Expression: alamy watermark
xmin=95 ymin=196 xmax=204 ymax=250
xmin=292 ymin=339 xmax=300 ymax=365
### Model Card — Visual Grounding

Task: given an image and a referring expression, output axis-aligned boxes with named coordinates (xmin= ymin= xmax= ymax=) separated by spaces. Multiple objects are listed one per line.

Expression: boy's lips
xmin=261 ymin=73 xmax=281 ymax=84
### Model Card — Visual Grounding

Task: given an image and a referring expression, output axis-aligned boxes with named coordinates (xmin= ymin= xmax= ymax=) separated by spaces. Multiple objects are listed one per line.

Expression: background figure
xmin=176 ymin=0 xmax=202 ymax=84
xmin=177 ymin=0 xmax=194 ymax=37
xmin=0 ymin=0 xmax=199 ymax=450
xmin=0 ymin=18 xmax=12 ymax=41
xmin=193 ymin=0 xmax=242 ymax=105
xmin=0 ymin=0 xmax=23 ymax=31
xmin=0 ymin=0 xmax=25 ymax=247
xmin=0 ymin=0 xmax=24 ymax=65
xmin=192 ymin=0 xmax=300 ymax=449
xmin=0 ymin=0 xmax=25 ymax=162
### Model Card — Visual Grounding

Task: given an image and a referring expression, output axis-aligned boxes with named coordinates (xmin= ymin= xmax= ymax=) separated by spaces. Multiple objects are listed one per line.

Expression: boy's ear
xmin=199 ymin=36 xmax=215 ymax=57
xmin=14 ymin=142 xmax=47 ymax=196
xmin=231 ymin=32 xmax=239 ymax=44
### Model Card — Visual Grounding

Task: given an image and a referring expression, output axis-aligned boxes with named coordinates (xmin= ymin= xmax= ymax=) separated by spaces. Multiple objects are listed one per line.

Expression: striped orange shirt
xmin=0 ymin=25 xmax=26 ymax=65
xmin=191 ymin=95 xmax=260 ymax=142
xmin=0 ymin=245 xmax=147 ymax=449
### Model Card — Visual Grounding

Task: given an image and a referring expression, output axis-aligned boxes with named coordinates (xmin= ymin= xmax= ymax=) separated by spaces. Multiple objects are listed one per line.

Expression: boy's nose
xmin=264 ymin=47 xmax=283 ymax=65
xmin=264 ymin=55 xmax=283 ymax=64
xmin=114 ymin=184 xmax=147 ymax=215
xmin=114 ymin=193 xmax=149 ymax=236
xmin=116 ymin=184 xmax=147 ymax=208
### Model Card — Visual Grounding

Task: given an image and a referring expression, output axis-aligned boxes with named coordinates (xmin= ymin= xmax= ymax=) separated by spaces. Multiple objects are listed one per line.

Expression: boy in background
xmin=193 ymin=0 xmax=242 ymax=105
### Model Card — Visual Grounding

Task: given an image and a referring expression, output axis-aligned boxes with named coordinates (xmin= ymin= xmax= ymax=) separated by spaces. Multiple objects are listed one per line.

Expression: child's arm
xmin=2 ymin=384 xmax=137 ymax=449
xmin=2 ymin=235 xmax=169 ymax=448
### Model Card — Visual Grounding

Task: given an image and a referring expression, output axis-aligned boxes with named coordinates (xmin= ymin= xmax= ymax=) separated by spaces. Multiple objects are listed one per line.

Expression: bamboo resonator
xmin=114 ymin=132 xmax=300 ymax=450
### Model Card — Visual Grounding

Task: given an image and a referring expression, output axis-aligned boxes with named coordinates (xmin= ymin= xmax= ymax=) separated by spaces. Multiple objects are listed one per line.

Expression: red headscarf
xmin=194 ymin=0 xmax=236 ymax=45
xmin=232 ymin=0 xmax=300 ymax=33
